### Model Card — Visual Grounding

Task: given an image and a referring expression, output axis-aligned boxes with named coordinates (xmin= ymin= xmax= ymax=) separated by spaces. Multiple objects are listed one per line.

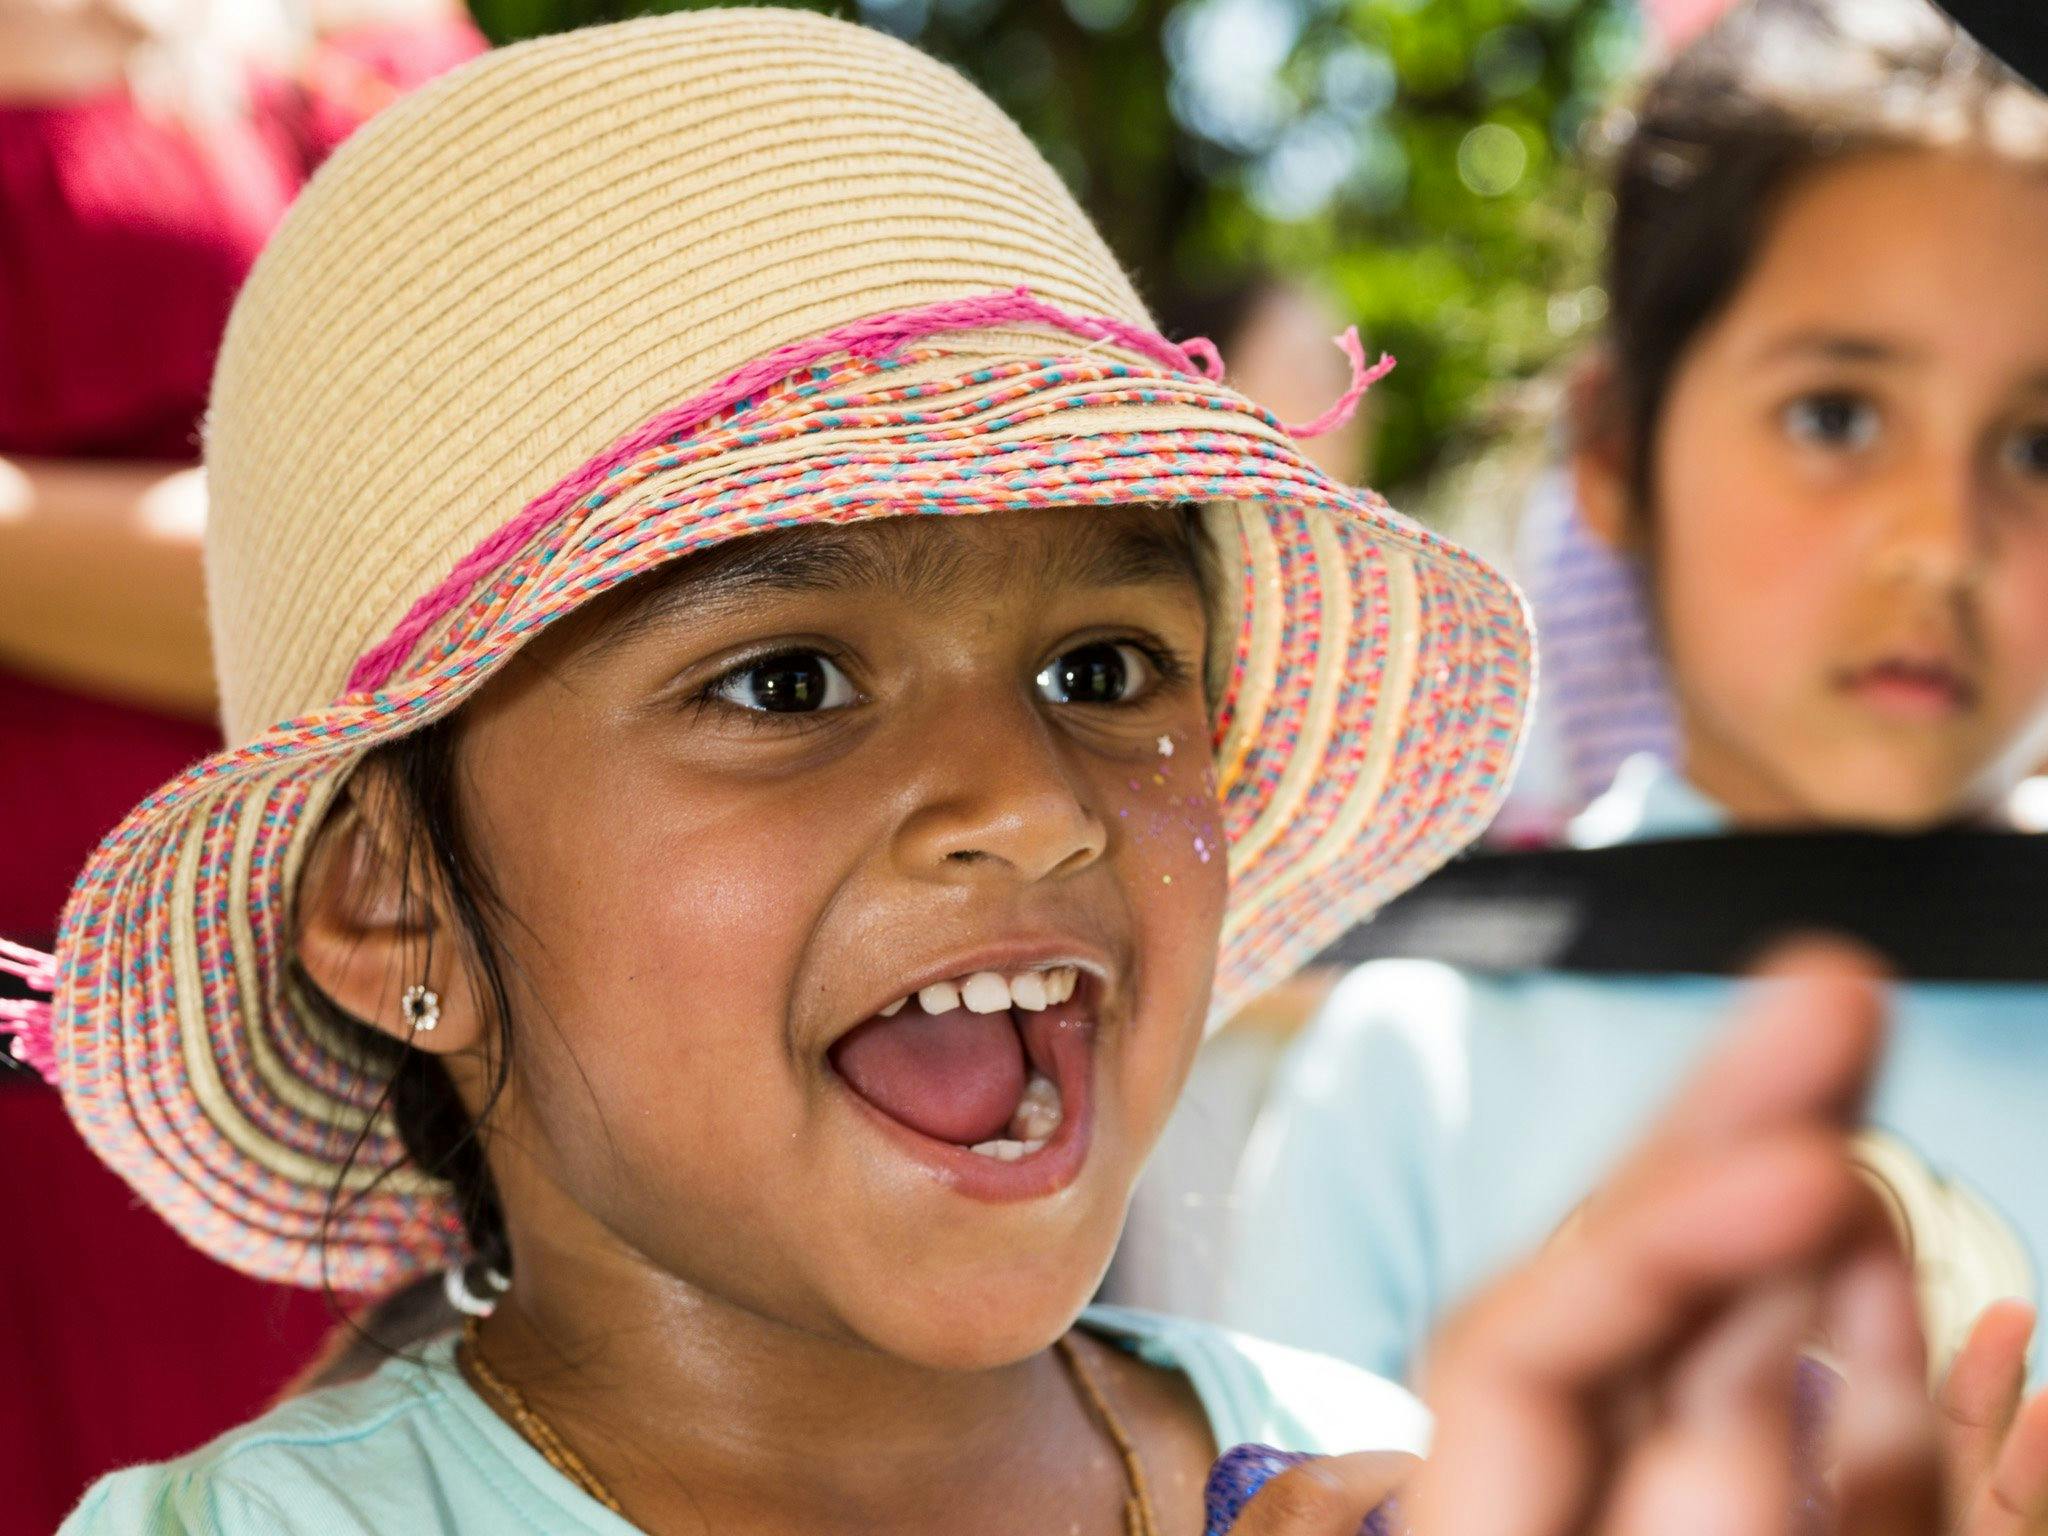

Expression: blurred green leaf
xmin=464 ymin=0 xmax=1634 ymax=499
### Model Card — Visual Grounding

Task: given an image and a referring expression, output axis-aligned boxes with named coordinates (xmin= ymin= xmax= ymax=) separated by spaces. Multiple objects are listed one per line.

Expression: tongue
xmin=832 ymin=1006 xmax=1026 ymax=1145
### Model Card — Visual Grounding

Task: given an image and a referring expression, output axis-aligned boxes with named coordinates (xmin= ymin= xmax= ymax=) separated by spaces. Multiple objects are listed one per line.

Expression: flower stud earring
xmin=401 ymin=983 xmax=441 ymax=1034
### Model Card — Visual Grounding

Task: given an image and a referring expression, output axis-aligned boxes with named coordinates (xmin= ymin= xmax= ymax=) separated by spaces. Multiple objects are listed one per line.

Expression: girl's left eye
xmin=1783 ymin=391 xmax=1881 ymax=452
xmin=2006 ymin=425 xmax=2048 ymax=479
xmin=708 ymin=651 xmax=858 ymax=714
xmin=1035 ymin=641 xmax=1156 ymax=706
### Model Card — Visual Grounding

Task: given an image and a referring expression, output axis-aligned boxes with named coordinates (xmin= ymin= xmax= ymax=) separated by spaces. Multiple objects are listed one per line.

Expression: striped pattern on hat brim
xmin=49 ymin=338 xmax=1529 ymax=1292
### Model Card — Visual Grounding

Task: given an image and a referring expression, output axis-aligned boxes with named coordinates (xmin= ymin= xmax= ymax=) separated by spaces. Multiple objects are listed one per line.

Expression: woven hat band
xmin=343 ymin=288 xmax=1380 ymax=700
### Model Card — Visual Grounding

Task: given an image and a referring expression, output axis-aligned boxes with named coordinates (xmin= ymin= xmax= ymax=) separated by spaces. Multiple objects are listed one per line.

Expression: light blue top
xmin=1223 ymin=757 xmax=2048 ymax=1386
xmin=62 ymin=1305 xmax=1427 ymax=1534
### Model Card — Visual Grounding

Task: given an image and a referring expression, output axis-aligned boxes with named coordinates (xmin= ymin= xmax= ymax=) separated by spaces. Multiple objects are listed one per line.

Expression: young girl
xmin=1226 ymin=0 xmax=2048 ymax=1390
xmin=9 ymin=9 xmax=1989 ymax=1534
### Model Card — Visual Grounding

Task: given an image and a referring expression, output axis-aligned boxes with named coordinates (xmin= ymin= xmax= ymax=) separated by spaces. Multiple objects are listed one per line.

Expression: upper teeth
xmin=888 ymin=965 xmax=1078 ymax=1019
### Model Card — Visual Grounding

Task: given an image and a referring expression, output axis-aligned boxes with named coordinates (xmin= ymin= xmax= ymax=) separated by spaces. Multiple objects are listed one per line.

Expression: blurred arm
xmin=0 ymin=456 xmax=215 ymax=719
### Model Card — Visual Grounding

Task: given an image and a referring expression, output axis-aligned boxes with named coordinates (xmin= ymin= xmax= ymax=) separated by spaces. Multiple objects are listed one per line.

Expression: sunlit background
xmin=464 ymin=0 xmax=1641 ymax=498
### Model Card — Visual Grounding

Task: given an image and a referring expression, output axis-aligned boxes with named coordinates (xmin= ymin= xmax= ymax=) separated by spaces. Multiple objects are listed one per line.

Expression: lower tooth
xmin=969 ymin=1138 xmax=1027 ymax=1160
xmin=1008 ymin=1072 xmax=1064 ymax=1143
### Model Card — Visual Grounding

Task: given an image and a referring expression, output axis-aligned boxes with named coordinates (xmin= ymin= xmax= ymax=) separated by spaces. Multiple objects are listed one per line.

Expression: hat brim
xmin=52 ymin=341 xmax=1529 ymax=1290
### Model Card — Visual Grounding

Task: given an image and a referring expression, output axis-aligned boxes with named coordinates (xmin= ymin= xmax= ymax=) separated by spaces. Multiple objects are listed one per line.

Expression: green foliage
xmin=464 ymin=0 xmax=1639 ymax=494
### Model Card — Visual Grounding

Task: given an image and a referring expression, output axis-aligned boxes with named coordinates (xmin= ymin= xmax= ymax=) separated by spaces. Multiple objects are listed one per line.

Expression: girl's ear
xmin=294 ymin=771 xmax=485 ymax=1056
xmin=1567 ymin=349 xmax=1639 ymax=555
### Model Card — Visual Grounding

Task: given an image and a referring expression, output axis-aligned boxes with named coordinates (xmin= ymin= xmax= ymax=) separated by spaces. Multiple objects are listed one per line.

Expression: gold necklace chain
xmin=458 ymin=1319 xmax=1160 ymax=1534
xmin=460 ymin=1317 xmax=625 ymax=1514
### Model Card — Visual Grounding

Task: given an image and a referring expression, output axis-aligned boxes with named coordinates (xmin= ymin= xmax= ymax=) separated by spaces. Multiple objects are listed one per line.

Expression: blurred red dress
xmin=0 ymin=17 xmax=485 ymax=1532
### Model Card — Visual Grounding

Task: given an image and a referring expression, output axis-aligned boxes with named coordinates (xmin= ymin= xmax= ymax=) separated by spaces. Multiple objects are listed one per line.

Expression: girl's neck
xmin=468 ymin=1233 xmax=1187 ymax=1536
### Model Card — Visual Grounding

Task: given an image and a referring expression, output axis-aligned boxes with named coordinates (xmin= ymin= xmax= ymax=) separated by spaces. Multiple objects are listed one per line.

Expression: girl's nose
xmin=891 ymin=695 xmax=1109 ymax=885
xmin=1869 ymin=462 xmax=1988 ymax=595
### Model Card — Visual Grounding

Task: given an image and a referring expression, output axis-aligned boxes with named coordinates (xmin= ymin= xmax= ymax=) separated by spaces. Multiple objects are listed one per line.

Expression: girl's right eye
xmin=2006 ymin=424 xmax=2048 ymax=481
xmin=1783 ymin=391 xmax=1881 ymax=452
xmin=707 ymin=651 xmax=858 ymax=714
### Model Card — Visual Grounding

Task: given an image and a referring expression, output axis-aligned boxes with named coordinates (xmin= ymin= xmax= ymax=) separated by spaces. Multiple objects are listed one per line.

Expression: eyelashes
xmin=685 ymin=632 xmax=1199 ymax=727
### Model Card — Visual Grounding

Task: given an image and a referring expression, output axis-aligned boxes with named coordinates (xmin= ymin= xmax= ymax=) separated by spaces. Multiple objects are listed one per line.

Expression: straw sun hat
xmin=1 ymin=8 xmax=1531 ymax=1293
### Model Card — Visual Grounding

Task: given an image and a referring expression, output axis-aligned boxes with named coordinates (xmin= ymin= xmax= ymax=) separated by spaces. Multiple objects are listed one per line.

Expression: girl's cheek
xmin=1105 ymin=727 xmax=1229 ymax=993
xmin=1109 ymin=729 xmax=1225 ymax=891
xmin=1654 ymin=389 xmax=1856 ymax=684
xmin=1093 ymin=728 xmax=1227 ymax=1143
xmin=1982 ymin=547 xmax=2048 ymax=716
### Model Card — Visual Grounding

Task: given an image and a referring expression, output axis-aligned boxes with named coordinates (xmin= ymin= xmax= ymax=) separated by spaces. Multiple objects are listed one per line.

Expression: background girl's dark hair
xmin=1600 ymin=0 xmax=2048 ymax=512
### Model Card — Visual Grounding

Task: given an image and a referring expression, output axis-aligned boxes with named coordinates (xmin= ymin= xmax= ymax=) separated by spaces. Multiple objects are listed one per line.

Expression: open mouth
xmin=828 ymin=964 xmax=1097 ymax=1197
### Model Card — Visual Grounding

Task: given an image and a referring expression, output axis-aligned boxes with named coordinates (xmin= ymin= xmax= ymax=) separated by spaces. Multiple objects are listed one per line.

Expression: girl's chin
xmin=820 ymin=1231 xmax=1126 ymax=1372
xmin=1782 ymin=754 xmax=1986 ymax=830
xmin=851 ymin=1294 xmax=1107 ymax=1373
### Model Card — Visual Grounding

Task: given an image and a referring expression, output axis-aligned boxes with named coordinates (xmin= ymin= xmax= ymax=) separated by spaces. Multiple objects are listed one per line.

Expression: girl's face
xmin=437 ymin=506 xmax=1226 ymax=1369
xmin=1583 ymin=149 xmax=2048 ymax=827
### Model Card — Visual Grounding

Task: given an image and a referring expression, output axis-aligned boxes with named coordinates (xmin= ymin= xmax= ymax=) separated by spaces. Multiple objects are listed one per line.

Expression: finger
xmin=1601 ymin=1281 xmax=1819 ymax=1536
xmin=1411 ymin=1135 xmax=1867 ymax=1536
xmin=1433 ymin=1129 xmax=1867 ymax=1390
xmin=1667 ymin=1277 xmax=1818 ymax=1429
xmin=1635 ymin=941 xmax=1887 ymax=1160
xmin=1960 ymin=1391 xmax=2048 ymax=1536
xmin=1939 ymin=1300 xmax=2035 ymax=1510
xmin=1568 ymin=949 xmax=1886 ymax=1246
xmin=1600 ymin=1432 xmax=1795 ymax=1536
xmin=1831 ymin=1247 xmax=1942 ymax=1536
xmin=1227 ymin=1452 xmax=1419 ymax=1535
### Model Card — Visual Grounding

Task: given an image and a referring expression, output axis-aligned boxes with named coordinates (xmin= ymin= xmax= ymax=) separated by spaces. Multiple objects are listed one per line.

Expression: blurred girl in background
xmin=1226 ymin=0 xmax=2048 ymax=1387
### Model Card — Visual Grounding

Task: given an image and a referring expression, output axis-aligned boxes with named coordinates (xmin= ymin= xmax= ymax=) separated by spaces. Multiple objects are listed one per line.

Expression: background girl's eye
xmin=1035 ymin=641 xmax=1154 ymax=706
xmin=1782 ymin=392 xmax=1880 ymax=451
xmin=710 ymin=652 xmax=857 ymax=714
xmin=2007 ymin=425 xmax=2048 ymax=479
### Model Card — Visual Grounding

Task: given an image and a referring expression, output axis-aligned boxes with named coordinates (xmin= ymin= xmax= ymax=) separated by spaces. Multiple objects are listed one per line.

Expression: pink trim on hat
xmin=344 ymin=287 xmax=1387 ymax=695
xmin=0 ymin=937 xmax=56 ymax=1080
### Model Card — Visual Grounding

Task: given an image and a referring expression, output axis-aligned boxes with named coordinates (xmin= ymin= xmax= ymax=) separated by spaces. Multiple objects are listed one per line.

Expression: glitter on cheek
xmin=1157 ymin=734 xmax=1175 ymax=757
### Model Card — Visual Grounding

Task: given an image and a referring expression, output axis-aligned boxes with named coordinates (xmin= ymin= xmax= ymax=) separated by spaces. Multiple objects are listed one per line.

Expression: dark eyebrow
xmin=1753 ymin=332 xmax=1926 ymax=368
xmin=571 ymin=508 xmax=1206 ymax=660
xmin=1030 ymin=511 xmax=1208 ymax=596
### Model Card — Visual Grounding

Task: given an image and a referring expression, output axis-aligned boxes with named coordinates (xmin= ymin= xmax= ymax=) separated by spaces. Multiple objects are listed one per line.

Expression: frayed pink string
xmin=2 ymin=1003 xmax=55 ymax=1080
xmin=346 ymin=287 xmax=1227 ymax=694
xmin=1279 ymin=327 xmax=1395 ymax=441
xmin=0 ymin=938 xmax=57 ymax=1083
xmin=0 ymin=937 xmax=54 ymax=992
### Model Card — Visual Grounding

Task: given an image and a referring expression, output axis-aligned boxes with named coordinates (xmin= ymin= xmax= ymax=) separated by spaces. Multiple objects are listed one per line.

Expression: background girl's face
xmin=440 ymin=505 xmax=1227 ymax=1370
xmin=1589 ymin=149 xmax=2048 ymax=827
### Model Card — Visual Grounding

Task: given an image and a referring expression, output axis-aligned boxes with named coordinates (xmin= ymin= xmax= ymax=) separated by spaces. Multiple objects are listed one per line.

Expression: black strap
xmin=1321 ymin=832 xmax=2048 ymax=980
xmin=1934 ymin=0 xmax=2048 ymax=94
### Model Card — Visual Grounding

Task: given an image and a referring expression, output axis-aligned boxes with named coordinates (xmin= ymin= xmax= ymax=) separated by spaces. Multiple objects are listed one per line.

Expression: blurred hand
xmin=1230 ymin=942 xmax=1946 ymax=1536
